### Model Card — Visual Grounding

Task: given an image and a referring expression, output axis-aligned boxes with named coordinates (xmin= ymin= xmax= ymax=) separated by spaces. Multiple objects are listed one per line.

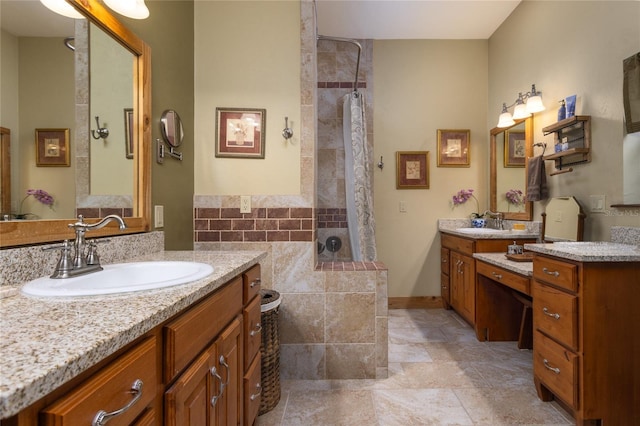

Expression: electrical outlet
xmin=399 ymin=201 xmax=407 ymax=212
xmin=240 ymin=196 xmax=251 ymax=213
xmin=553 ymin=210 xmax=563 ymax=222
xmin=590 ymin=195 xmax=606 ymax=213
xmin=154 ymin=205 xmax=164 ymax=228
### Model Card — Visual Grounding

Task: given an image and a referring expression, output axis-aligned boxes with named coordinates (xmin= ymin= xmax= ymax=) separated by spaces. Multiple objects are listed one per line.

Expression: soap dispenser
xmin=557 ymin=100 xmax=566 ymax=121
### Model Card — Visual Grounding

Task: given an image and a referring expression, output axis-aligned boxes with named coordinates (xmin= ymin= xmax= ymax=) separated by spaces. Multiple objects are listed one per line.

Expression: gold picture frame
xmin=396 ymin=151 xmax=429 ymax=189
xmin=35 ymin=128 xmax=70 ymax=167
xmin=437 ymin=129 xmax=470 ymax=167
xmin=504 ymin=129 xmax=526 ymax=167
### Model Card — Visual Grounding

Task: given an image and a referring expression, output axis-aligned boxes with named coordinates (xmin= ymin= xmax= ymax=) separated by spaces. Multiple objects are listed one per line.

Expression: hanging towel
xmin=526 ymin=156 xmax=548 ymax=201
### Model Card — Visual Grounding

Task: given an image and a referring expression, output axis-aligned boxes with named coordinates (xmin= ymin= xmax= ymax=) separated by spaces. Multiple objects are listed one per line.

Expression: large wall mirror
xmin=0 ymin=0 xmax=151 ymax=247
xmin=489 ymin=117 xmax=533 ymax=221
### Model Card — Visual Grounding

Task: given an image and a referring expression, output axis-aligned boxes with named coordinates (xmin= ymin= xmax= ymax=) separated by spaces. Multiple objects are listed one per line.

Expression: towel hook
xmin=282 ymin=117 xmax=293 ymax=140
xmin=377 ymin=156 xmax=384 ymax=170
xmin=91 ymin=116 xmax=109 ymax=140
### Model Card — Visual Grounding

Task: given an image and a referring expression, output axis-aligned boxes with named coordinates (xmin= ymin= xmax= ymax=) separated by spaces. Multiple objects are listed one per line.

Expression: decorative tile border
xmin=317 ymin=82 xmax=367 ymax=89
xmin=315 ymin=261 xmax=387 ymax=271
xmin=194 ymin=207 xmax=314 ymax=242
xmin=317 ymin=207 xmax=348 ymax=229
xmin=77 ymin=207 xmax=133 ymax=218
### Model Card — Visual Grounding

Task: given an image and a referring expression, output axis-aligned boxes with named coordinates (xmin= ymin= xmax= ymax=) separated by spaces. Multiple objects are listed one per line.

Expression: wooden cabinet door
xmin=165 ymin=345 xmax=217 ymax=426
xmin=450 ymin=252 xmax=475 ymax=325
xmin=459 ymin=253 xmax=476 ymax=324
xmin=215 ymin=317 xmax=243 ymax=426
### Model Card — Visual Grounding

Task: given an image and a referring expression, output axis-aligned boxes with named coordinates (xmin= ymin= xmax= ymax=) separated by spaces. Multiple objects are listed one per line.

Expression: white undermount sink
xmin=455 ymin=227 xmax=510 ymax=234
xmin=21 ymin=261 xmax=214 ymax=297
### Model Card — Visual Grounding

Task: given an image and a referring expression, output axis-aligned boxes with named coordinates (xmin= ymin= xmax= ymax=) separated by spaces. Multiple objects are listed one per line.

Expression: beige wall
xmin=373 ymin=40 xmax=489 ymax=298
xmin=193 ymin=1 xmax=301 ymax=196
xmin=126 ymin=1 xmax=196 ymax=250
xmin=489 ymin=0 xmax=640 ymax=242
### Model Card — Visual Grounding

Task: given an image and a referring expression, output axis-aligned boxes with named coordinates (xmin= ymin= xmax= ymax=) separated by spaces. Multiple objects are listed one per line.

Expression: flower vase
xmin=471 ymin=218 xmax=486 ymax=228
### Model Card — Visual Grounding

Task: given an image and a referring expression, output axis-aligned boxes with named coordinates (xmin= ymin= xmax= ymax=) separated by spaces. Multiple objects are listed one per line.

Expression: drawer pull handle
xmin=250 ymin=278 xmax=261 ymax=288
xmin=210 ymin=366 xmax=222 ymax=407
xmin=219 ymin=355 xmax=230 ymax=392
xmin=491 ymin=272 xmax=503 ymax=280
xmin=442 ymin=258 xmax=447 ymax=263
xmin=543 ymin=359 xmax=560 ymax=374
xmin=542 ymin=307 xmax=560 ymax=320
xmin=92 ymin=379 xmax=143 ymax=426
xmin=250 ymin=383 xmax=262 ymax=401
xmin=542 ymin=267 xmax=560 ymax=277
xmin=250 ymin=322 xmax=262 ymax=337
xmin=442 ymin=286 xmax=448 ymax=290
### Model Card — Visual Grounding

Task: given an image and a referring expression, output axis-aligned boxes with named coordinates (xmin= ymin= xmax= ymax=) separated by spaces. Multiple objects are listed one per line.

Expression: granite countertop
xmin=473 ymin=252 xmax=533 ymax=276
xmin=438 ymin=218 xmax=540 ymax=240
xmin=524 ymin=242 xmax=640 ymax=262
xmin=0 ymin=250 xmax=266 ymax=419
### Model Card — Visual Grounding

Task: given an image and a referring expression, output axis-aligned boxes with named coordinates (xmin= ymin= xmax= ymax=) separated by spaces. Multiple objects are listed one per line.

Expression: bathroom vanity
xmin=0 ymin=250 xmax=266 ymax=426
xmin=525 ymin=242 xmax=640 ymax=425
xmin=439 ymin=221 xmax=537 ymax=325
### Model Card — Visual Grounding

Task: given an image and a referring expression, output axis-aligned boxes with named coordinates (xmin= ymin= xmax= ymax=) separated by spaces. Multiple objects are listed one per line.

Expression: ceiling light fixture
xmin=497 ymin=84 xmax=545 ymax=128
xmin=40 ymin=0 xmax=149 ymax=20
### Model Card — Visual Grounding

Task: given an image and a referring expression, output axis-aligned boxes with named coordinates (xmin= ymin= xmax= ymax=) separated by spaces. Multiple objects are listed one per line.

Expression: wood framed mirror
xmin=0 ymin=0 xmax=151 ymax=247
xmin=489 ymin=117 xmax=533 ymax=221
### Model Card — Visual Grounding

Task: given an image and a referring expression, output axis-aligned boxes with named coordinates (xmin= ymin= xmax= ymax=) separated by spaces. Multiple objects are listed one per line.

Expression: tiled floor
xmin=257 ymin=308 xmax=574 ymax=425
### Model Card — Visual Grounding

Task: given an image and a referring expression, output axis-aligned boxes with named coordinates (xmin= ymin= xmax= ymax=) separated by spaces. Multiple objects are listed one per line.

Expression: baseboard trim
xmin=388 ymin=296 xmax=444 ymax=309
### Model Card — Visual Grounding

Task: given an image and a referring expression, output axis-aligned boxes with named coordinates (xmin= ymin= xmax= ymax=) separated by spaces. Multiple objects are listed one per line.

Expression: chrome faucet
xmin=46 ymin=215 xmax=127 ymax=278
xmin=483 ymin=210 xmax=504 ymax=230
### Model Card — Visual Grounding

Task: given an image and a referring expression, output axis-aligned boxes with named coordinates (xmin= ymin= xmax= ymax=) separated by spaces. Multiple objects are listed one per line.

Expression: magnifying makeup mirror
xmin=157 ymin=109 xmax=184 ymax=162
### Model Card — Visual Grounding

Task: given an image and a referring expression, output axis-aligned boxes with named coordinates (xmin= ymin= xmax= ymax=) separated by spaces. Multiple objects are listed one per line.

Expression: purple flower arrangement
xmin=452 ymin=189 xmax=483 ymax=218
xmin=17 ymin=189 xmax=54 ymax=218
xmin=505 ymin=189 xmax=524 ymax=206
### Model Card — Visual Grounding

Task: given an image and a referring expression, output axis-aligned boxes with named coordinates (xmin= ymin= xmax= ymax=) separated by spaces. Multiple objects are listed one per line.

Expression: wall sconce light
xmin=497 ymin=83 xmax=545 ymax=128
xmin=91 ymin=116 xmax=109 ymax=140
xmin=40 ymin=0 xmax=149 ymax=20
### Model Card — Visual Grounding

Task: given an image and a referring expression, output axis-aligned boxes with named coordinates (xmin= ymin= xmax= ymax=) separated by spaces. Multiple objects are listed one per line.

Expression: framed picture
xmin=504 ymin=129 xmax=526 ymax=167
xmin=437 ymin=129 xmax=470 ymax=167
xmin=124 ymin=108 xmax=134 ymax=159
xmin=396 ymin=151 xmax=429 ymax=189
xmin=623 ymin=52 xmax=640 ymax=133
xmin=215 ymin=107 xmax=266 ymax=158
xmin=35 ymin=128 xmax=70 ymax=167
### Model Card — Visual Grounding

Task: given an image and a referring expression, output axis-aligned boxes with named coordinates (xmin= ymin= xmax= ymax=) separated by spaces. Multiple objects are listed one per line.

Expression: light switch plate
xmin=399 ymin=201 xmax=407 ymax=213
xmin=154 ymin=205 xmax=164 ymax=228
xmin=589 ymin=195 xmax=606 ymax=213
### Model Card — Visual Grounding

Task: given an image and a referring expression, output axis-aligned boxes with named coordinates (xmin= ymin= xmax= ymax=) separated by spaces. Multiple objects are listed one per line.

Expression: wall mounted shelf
xmin=542 ymin=115 xmax=591 ymax=174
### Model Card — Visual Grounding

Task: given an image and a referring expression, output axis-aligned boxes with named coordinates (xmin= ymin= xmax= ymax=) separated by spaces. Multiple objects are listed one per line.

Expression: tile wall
xmin=193 ymin=1 xmax=388 ymax=380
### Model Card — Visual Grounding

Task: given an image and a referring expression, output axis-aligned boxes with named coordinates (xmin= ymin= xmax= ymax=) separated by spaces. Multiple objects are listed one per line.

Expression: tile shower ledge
xmin=0 ymin=250 xmax=266 ymax=419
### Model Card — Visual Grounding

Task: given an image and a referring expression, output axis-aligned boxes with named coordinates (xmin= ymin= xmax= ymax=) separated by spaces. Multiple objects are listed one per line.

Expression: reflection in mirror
xmin=161 ymin=110 xmax=184 ymax=148
xmin=490 ymin=117 xmax=533 ymax=221
xmin=542 ymin=196 xmax=585 ymax=242
xmin=0 ymin=0 xmax=151 ymax=247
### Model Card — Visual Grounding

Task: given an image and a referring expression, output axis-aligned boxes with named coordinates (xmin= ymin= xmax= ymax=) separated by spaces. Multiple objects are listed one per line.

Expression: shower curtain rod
xmin=317 ymin=35 xmax=361 ymax=91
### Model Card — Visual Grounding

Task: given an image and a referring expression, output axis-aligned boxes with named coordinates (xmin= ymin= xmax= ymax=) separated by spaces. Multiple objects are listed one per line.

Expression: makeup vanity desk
xmin=477 ymin=242 xmax=640 ymax=426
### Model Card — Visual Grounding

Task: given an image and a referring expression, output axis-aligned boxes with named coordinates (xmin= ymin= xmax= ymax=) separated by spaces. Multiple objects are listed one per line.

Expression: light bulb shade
xmin=497 ymin=111 xmax=515 ymax=128
xmin=512 ymin=102 xmax=531 ymax=119
xmin=104 ymin=0 xmax=149 ymax=19
xmin=40 ymin=0 xmax=84 ymax=19
xmin=526 ymin=95 xmax=545 ymax=113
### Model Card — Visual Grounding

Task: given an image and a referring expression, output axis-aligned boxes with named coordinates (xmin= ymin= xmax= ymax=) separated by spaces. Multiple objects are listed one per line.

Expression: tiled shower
xmin=316 ymin=38 xmax=374 ymax=261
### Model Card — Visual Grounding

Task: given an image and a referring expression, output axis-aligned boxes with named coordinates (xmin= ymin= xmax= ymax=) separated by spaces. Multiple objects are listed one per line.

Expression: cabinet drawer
xmin=477 ymin=261 xmax=530 ymax=295
xmin=533 ymin=283 xmax=578 ymax=350
xmin=441 ymin=234 xmax=474 ymax=255
xmin=164 ymin=277 xmax=242 ymax=382
xmin=533 ymin=256 xmax=578 ymax=292
xmin=441 ymin=247 xmax=450 ymax=275
xmin=244 ymin=295 xmax=262 ymax=370
xmin=41 ymin=337 xmax=157 ymax=426
xmin=534 ymin=331 xmax=578 ymax=409
xmin=243 ymin=354 xmax=261 ymax=426
xmin=243 ymin=264 xmax=261 ymax=304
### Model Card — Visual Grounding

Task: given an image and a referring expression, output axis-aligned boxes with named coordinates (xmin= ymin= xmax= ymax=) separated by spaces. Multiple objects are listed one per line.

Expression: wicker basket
xmin=258 ymin=290 xmax=281 ymax=416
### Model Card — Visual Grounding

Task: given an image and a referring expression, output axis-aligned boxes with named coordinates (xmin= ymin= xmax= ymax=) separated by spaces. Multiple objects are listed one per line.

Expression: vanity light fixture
xmin=497 ymin=84 xmax=545 ymax=128
xmin=40 ymin=0 xmax=149 ymax=20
